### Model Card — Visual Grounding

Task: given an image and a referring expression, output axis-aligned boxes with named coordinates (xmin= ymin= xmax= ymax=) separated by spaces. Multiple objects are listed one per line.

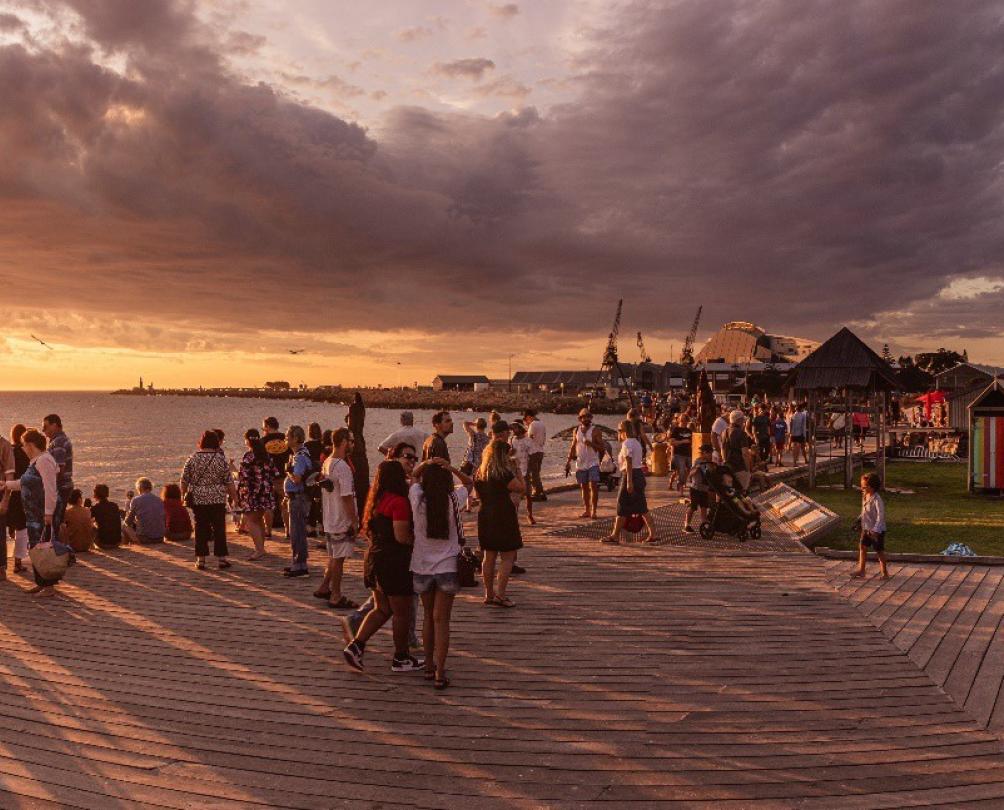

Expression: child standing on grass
xmin=853 ymin=472 xmax=890 ymax=579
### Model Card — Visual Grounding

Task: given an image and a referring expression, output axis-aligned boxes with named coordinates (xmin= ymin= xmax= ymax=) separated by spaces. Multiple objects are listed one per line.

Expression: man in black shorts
xmin=262 ymin=416 xmax=290 ymax=533
xmin=683 ymin=444 xmax=715 ymax=533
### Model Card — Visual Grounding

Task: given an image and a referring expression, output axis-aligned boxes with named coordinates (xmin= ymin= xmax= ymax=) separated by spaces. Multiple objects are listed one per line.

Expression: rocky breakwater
xmin=112 ymin=386 xmax=629 ymax=415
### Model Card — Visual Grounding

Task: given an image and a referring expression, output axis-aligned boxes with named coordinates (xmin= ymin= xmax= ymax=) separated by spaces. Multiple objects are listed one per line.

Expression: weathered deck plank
xmin=0 ymin=487 xmax=1000 ymax=808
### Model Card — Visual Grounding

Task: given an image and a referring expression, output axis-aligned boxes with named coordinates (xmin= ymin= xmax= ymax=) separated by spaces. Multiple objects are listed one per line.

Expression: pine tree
xmin=881 ymin=343 xmax=893 ymax=364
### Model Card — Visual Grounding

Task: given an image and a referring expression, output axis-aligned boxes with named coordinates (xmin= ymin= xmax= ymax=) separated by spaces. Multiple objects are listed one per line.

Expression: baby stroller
xmin=698 ymin=465 xmax=762 ymax=541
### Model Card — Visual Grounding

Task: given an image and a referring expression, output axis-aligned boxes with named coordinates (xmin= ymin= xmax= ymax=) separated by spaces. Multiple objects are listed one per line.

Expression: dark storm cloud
xmin=3 ymin=0 xmax=1004 ymax=348
xmin=531 ymin=0 xmax=1004 ymax=339
xmin=0 ymin=12 xmax=25 ymax=30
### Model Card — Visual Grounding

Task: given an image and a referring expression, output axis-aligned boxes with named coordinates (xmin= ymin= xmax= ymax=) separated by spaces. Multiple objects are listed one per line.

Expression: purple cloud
xmin=2 ymin=0 xmax=1004 ymax=360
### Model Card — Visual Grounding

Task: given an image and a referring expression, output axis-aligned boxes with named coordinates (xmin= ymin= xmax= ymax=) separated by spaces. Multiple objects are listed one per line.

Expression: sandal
xmin=424 ymin=669 xmax=436 ymax=681
xmin=218 ymin=559 xmax=232 ymax=570
xmin=491 ymin=596 xmax=515 ymax=608
xmin=327 ymin=596 xmax=359 ymax=609
xmin=247 ymin=552 xmax=265 ymax=561
xmin=482 ymin=596 xmax=495 ymax=606
xmin=600 ymin=536 xmax=620 ymax=545
xmin=313 ymin=588 xmax=333 ymax=600
xmin=434 ymin=676 xmax=450 ymax=690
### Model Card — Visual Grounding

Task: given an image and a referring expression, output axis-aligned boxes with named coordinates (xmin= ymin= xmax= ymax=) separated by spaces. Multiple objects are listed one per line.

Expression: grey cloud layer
xmin=2 ymin=0 xmax=1004 ymax=347
xmin=432 ymin=57 xmax=496 ymax=79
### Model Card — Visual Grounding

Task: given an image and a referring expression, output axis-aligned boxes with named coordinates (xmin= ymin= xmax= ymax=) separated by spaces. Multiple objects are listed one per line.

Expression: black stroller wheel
xmin=698 ymin=521 xmax=714 ymax=540
xmin=738 ymin=529 xmax=748 ymax=541
xmin=750 ymin=524 xmax=762 ymax=540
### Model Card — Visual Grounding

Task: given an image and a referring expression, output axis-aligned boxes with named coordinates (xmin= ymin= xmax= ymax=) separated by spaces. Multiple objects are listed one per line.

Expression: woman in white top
xmin=509 ymin=422 xmax=536 ymax=526
xmin=409 ymin=457 xmax=474 ymax=689
xmin=601 ymin=420 xmax=657 ymax=545
xmin=853 ymin=472 xmax=889 ymax=579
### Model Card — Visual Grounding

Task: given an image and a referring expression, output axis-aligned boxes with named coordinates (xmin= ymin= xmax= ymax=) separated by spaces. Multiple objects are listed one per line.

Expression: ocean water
xmin=0 ymin=393 xmax=624 ymax=499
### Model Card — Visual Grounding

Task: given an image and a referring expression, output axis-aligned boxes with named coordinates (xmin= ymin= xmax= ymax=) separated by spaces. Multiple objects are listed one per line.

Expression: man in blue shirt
xmin=124 ymin=478 xmax=165 ymax=544
xmin=42 ymin=414 xmax=73 ymax=543
xmin=283 ymin=425 xmax=313 ymax=577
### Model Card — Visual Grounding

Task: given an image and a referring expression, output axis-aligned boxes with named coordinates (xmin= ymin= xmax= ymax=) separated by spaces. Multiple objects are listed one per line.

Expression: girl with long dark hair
xmin=410 ymin=458 xmax=473 ymax=689
xmin=342 ymin=460 xmax=423 ymax=673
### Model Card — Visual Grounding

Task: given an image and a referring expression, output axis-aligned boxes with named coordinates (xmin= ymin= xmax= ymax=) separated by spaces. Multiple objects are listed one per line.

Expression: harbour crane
xmin=636 ymin=332 xmax=651 ymax=364
xmin=598 ymin=299 xmax=622 ymax=388
xmin=679 ymin=305 xmax=703 ymax=366
xmin=597 ymin=299 xmax=637 ymax=408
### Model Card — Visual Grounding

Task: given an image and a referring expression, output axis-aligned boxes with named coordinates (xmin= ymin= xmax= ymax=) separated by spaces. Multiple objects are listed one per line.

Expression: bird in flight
xmin=288 ymin=349 xmax=305 ymax=355
xmin=30 ymin=334 xmax=54 ymax=350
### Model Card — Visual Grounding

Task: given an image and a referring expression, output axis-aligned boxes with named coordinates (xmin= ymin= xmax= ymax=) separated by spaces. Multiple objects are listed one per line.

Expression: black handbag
xmin=450 ymin=491 xmax=480 ymax=588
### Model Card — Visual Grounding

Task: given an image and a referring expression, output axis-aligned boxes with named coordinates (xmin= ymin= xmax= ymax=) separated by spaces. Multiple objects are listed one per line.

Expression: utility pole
xmin=508 ymin=354 xmax=513 ymax=392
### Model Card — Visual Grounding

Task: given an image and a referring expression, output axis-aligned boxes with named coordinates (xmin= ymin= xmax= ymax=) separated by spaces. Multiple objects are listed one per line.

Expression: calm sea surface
xmin=0 ymin=393 xmax=624 ymax=499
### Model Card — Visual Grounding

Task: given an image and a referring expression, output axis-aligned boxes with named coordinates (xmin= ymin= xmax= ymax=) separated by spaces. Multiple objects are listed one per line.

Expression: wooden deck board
xmin=832 ymin=558 xmax=1004 ymax=743
xmin=0 ymin=488 xmax=1001 ymax=808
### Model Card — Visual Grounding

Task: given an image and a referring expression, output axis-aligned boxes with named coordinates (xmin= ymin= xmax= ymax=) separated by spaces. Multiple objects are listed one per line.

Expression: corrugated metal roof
xmin=696 ymin=328 xmax=761 ymax=364
xmin=434 ymin=375 xmax=490 ymax=383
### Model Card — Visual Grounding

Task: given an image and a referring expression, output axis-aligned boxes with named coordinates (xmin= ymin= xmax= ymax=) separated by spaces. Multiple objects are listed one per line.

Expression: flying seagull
xmin=30 ymin=334 xmax=54 ymax=350
xmin=289 ymin=349 xmax=305 ymax=355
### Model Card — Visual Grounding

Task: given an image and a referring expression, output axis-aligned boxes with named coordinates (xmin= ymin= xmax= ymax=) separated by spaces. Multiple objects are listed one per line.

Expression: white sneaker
xmin=390 ymin=655 xmax=425 ymax=673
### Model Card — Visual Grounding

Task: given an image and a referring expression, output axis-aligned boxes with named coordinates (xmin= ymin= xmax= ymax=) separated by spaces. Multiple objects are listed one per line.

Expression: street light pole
xmin=508 ymin=354 xmax=513 ymax=392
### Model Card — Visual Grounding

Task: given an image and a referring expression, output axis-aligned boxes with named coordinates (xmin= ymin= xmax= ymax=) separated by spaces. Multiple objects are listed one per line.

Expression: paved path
xmin=0 ymin=489 xmax=1002 ymax=808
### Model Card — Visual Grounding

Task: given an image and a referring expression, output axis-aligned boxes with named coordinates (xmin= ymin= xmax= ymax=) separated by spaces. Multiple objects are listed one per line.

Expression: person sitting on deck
xmin=90 ymin=484 xmax=122 ymax=549
xmin=162 ymin=483 xmax=193 ymax=542
xmin=123 ymin=478 xmax=165 ymax=544
xmin=60 ymin=488 xmax=94 ymax=552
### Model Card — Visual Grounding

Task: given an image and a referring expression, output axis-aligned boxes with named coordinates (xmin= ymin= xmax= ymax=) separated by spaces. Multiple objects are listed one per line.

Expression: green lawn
xmin=798 ymin=462 xmax=1004 ymax=556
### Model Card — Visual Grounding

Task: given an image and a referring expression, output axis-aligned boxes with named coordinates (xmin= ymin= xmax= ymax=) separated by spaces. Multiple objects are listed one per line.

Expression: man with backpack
xmin=282 ymin=425 xmax=313 ymax=578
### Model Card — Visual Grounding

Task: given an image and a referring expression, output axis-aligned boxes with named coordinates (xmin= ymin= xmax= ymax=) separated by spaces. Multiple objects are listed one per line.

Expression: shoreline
xmin=110 ymin=387 xmax=630 ymax=415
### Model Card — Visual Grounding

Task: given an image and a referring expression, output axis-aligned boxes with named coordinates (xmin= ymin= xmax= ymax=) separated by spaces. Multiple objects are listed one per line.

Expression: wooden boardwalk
xmin=0 ymin=489 xmax=1002 ymax=808
xmin=826 ymin=559 xmax=1004 ymax=739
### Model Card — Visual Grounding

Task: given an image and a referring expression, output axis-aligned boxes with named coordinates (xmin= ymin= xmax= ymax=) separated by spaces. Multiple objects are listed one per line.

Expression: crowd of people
xmin=0 ymin=393 xmax=890 ymax=679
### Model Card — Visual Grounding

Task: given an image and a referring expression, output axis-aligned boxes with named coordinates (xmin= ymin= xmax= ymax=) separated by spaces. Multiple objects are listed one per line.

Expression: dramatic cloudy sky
xmin=2 ymin=0 xmax=1003 ymax=389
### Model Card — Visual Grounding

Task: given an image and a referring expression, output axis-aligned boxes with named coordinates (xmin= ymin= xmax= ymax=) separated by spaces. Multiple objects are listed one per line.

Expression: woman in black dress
xmin=7 ymin=424 xmax=29 ymax=574
xmin=474 ymin=440 xmax=524 ymax=608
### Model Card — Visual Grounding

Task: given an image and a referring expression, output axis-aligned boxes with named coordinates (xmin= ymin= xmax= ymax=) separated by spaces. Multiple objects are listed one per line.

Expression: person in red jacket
xmin=161 ymin=483 xmax=193 ymax=542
